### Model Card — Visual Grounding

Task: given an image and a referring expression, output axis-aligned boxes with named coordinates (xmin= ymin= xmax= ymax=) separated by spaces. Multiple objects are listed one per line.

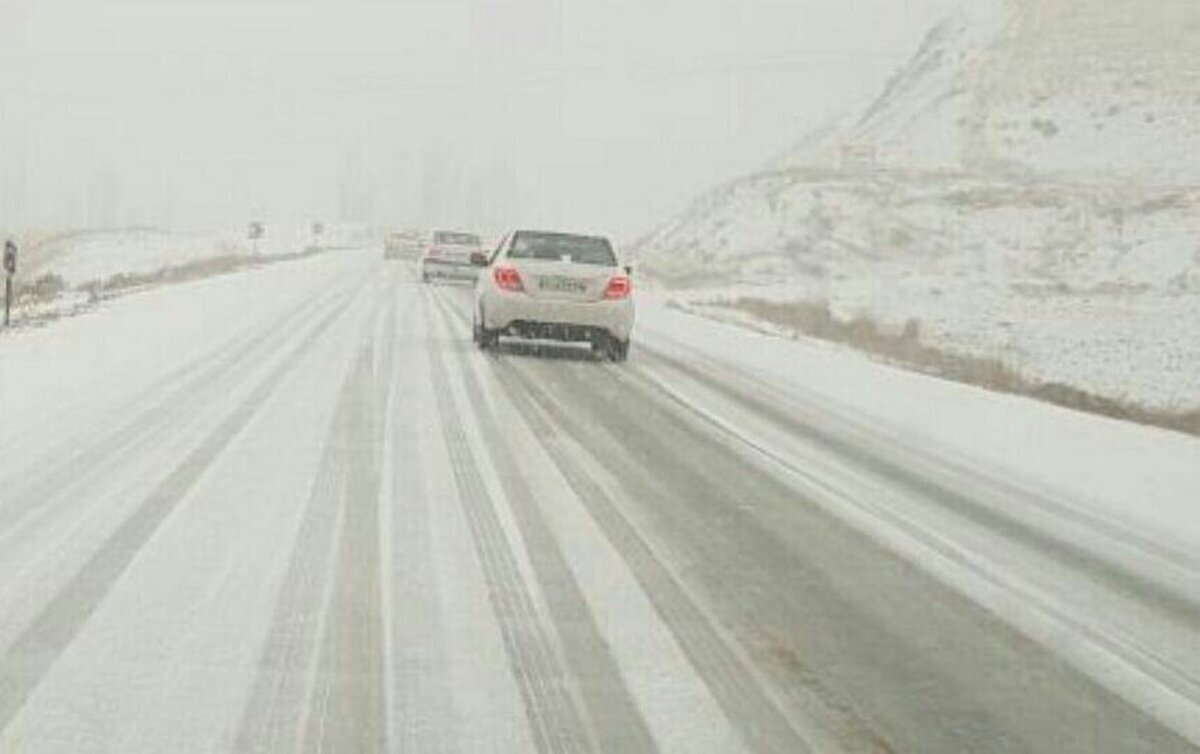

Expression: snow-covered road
xmin=1 ymin=248 xmax=1198 ymax=752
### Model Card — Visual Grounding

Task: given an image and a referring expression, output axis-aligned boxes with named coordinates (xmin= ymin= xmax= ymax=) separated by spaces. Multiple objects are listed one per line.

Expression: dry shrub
xmin=720 ymin=297 xmax=1200 ymax=438
xmin=17 ymin=273 xmax=66 ymax=303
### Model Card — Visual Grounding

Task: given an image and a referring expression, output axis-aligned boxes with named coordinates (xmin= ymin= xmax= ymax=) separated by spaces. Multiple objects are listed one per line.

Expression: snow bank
xmin=638 ymin=295 xmax=1200 ymax=555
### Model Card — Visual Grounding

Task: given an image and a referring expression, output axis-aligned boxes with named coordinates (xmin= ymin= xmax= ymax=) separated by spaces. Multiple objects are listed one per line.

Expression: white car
xmin=384 ymin=229 xmax=423 ymax=260
xmin=421 ymin=230 xmax=483 ymax=282
xmin=472 ymin=230 xmax=634 ymax=361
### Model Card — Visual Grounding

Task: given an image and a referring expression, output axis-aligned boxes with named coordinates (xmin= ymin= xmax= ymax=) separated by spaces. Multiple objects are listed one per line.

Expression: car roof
xmin=510 ymin=229 xmax=611 ymax=242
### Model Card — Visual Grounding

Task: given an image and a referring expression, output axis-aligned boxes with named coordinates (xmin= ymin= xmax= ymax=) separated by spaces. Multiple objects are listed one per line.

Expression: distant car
xmin=384 ymin=230 xmax=423 ymax=260
xmin=420 ymin=230 xmax=482 ymax=282
xmin=472 ymin=230 xmax=634 ymax=361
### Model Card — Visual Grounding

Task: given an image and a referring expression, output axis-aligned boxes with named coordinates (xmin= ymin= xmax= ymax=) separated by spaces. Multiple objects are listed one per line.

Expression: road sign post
xmin=3 ymin=240 xmax=16 ymax=328
xmin=248 ymin=221 xmax=265 ymax=257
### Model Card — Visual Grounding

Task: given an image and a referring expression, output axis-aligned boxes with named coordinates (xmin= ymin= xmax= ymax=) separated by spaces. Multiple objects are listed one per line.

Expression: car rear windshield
xmin=508 ymin=232 xmax=617 ymax=266
xmin=434 ymin=231 xmax=480 ymax=246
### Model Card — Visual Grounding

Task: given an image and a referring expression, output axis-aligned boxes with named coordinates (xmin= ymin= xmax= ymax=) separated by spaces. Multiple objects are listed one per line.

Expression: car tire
xmin=590 ymin=334 xmax=607 ymax=359
xmin=594 ymin=335 xmax=628 ymax=362
xmin=609 ymin=338 xmax=630 ymax=362
xmin=475 ymin=309 xmax=498 ymax=351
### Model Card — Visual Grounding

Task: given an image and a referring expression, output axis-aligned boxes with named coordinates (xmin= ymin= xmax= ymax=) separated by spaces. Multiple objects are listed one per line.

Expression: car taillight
xmin=603 ymin=275 xmax=631 ymax=299
xmin=493 ymin=266 xmax=524 ymax=292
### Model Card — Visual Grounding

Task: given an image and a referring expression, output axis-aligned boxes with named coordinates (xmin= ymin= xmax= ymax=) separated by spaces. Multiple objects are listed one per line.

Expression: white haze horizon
xmin=0 ymin=0 xmax=960 ymax=240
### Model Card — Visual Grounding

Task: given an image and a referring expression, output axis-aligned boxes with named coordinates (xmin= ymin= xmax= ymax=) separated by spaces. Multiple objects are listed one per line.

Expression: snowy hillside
xmin=782 ymin=0 xmax=1200 ymax=183
xmin=972 ymin=0 xmax=1200 ymax=183
xmin=780 ymin=3 xmax=1007 ymax=173
xmin=642 ymin=170 xmax=1200 ymax=411
xmin=636 ymin=0 xmax=1200 ymax=418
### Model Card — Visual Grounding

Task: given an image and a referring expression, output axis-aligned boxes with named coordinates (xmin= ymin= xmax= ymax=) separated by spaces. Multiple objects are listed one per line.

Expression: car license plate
xmin=538 ymin=276 xmax=586 ymax=293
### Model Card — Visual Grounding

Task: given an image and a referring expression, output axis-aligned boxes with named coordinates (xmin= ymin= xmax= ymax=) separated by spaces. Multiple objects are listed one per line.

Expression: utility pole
xmin=3 ymin=239 xmax=17 ymax=327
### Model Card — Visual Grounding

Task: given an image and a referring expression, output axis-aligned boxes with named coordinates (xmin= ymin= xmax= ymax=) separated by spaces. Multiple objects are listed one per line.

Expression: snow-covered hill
xmin=635 ymin=0 xmax=1200 ymax=416
xmin=782 ymin=0 xmax=1200 ymax=183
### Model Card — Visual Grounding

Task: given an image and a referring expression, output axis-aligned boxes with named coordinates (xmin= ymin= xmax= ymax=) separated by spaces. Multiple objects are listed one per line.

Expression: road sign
xmin=248 ymin=221 xmax=265 ymax=241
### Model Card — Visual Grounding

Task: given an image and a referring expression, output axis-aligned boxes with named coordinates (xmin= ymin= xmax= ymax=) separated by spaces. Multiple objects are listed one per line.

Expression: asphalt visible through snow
xmin=0 ymin=250 xmax=1196 ymax=752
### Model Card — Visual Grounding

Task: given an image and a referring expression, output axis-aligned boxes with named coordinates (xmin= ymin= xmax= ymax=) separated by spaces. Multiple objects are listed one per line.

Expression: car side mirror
xmin=470 ymin=252 xmax=489 ymax=267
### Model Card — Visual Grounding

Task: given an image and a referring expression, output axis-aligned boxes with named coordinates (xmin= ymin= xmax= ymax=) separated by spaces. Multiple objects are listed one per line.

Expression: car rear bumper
xmin=422 ymin=258 xmax=477 ymax=279
xmin=481 ymin=293 xmax=635 ymax=341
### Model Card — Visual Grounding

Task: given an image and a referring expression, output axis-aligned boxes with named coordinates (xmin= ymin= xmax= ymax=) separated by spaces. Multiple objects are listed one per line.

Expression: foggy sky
xmin=0 ymin=0 xmax=959 ymax=238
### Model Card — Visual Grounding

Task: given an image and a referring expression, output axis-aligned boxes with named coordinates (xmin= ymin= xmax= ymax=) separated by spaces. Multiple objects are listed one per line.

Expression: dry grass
xmin=717 ymin=297 xmax=1200 ymax=438
xmin=82 ymin=245 xmax=330 ymax=300
xmin=15 ymin=273 xmax=67 ymax=305
xmin=3 ymin=246 xmax=331 ymax=331
xmin=86 ymin=254 xmax=257 ymax=297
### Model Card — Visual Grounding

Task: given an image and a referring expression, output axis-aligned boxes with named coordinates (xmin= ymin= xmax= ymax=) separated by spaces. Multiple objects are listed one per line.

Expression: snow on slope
xmin=636 ymin=0 xmax=1200 ymax=415
xmin=25 ymin=227 xmax=314 ymax=288
xmin=781 ymin=0 xmax=1200 ymax=183
xmin=640 ymin=172 xmax=1200 ymax=411
xmin=972 ymin=0 xmax=1200 ymax=183
xmin=782 ymin=2 xmax=1008 ymax=172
